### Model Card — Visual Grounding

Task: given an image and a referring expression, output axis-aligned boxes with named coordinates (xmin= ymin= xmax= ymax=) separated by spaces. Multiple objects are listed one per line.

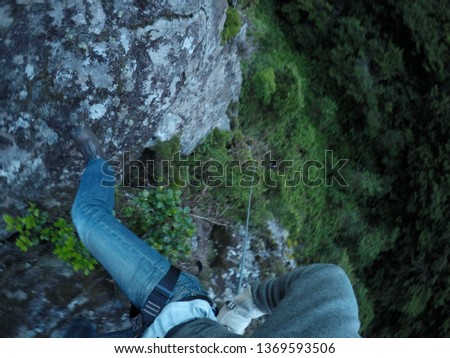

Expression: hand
xmin=217 ymin=287 xmax=266 ymax=334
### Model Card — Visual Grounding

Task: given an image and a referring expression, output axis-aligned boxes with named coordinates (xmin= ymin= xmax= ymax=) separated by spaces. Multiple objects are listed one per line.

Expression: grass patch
xmin=222 ymin=7 xmax=243 ymax=44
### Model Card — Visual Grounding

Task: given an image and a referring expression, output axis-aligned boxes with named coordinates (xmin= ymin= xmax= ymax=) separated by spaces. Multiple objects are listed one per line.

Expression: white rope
xmin=237 ymin=176 xmax=254 ymax=294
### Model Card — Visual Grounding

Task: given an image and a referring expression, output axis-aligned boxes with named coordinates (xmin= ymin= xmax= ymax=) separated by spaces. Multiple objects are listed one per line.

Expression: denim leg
xmin=71 ymin=159 xmax=206 ymax=309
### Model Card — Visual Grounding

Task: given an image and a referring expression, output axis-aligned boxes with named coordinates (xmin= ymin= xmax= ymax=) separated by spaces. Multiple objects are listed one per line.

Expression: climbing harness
xmin=100 ymin=265 xmax=180 ymax=338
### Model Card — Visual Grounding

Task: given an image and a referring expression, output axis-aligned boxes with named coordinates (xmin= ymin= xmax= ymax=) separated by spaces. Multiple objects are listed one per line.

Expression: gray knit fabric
xmin=172 ymin=264 xmax=360 ymax=338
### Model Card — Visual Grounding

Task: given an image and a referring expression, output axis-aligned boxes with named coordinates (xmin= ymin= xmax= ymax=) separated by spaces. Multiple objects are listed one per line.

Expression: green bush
xmin=222 ymin=7 xmax=243 ymax=44
xmin=187 ymin=128 xmax=270 ymax=226
xmin=3 ymin=203 xmax=97 ymax=275
xmin=121 ymin=187 xmax=195 ymax=262
xmin=253 ymin=67 xmax=276 ymax=105
xmin=145 ymin=136 xmax=183 ymax=187
xmin=152 ymin=136 xmax=181 ymax=162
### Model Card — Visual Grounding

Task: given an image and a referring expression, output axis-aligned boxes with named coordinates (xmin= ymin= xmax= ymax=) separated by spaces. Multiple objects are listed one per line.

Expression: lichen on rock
xmin=0 ymin=0 xmax=242 ymax=230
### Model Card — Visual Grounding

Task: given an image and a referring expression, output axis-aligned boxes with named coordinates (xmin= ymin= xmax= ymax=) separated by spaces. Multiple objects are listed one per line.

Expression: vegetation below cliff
xmin=232 ymin=0 xmax=449 ymax=337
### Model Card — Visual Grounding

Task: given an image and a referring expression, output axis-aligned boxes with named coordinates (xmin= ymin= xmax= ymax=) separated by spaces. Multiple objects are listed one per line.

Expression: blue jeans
xmin=71 ymin=159 xmax=207 ymax=310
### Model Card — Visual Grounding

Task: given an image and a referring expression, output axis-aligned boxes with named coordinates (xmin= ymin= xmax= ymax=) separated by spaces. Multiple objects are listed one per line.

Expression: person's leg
xmin=71 ymin=158 xmax=206 ymax=309
xmin=250 ymin=264 xmax=360 ymax=337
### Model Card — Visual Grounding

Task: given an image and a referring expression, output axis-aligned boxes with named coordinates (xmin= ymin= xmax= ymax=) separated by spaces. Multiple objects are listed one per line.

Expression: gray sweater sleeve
xmin=250 ymin=264 xmax=361 ymax=337
xmin=172 ymin=264 xmax=360 ymax=338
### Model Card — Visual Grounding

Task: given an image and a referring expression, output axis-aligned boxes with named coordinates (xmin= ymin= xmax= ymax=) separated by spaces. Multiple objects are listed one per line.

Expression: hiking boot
xmin=72 ymin=127 xmax=107 ymax=163
xmin=217 ymin=287 xmax=266 ymax=334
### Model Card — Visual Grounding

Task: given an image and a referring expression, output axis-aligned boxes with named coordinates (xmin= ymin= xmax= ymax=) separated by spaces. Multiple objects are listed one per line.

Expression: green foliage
xmin=240 ymin=0 xmax=334 ymax=265
xmin=222 ymin=7 xmax=243 ymax=44
xmin=152 ymin=136 xmax=181 ymax=162
xmin=253 ymin=67 xmax=276 ymax=105
xmin=239 ymin=0 xmax=260 ymax=8
xmin=3 ymin=203 xmax=97 ymax=275
xmin=145 ymin=136 xmax=183 ymax=187
xmin=120 ymin=188 xmax=195 ymax=262
xmin=271 ymin=0 xmax=450 ymax=337
xmin=236 ymin=0 xmax=449 ymax=337
xmin=188 ymin=128 xmax=269 ymax=226
xmin=142 ymin=129 xmax=270 ymax=236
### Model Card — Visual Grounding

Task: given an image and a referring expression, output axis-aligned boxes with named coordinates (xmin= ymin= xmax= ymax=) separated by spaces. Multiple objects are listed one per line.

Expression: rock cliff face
xmin=0 ymin=0 xmax=242 ymax=229
xmin=0 ymin=0 xmax=245 ymax=337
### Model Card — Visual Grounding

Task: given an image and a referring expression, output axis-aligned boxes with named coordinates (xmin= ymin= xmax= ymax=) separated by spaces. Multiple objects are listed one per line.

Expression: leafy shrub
xmin=3 ymin=203 xmax=97 ymax=275
xmin=151 ymin=136 xmax=181 ymax=161
xmin=143 ymin=136 xmax=183 ymax=187
xmin=121 ymin=188 xmax=195 ymax=262
xmin=222 ymin=7 xmax=243 ymax=44
xmin=253 ymin=67 xmax=276 ymax=105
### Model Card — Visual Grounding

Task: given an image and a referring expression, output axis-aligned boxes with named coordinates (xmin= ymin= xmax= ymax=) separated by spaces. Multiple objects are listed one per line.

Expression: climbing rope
xmin=237 ymin=176 xmax=255 ymax=295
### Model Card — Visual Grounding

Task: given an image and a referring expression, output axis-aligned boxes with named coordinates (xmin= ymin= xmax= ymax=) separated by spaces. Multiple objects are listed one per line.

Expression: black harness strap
xmin=100 ymin=265 xmax=180 ymax=338
xmin=195 ymin=260 xmax=203 ymax=276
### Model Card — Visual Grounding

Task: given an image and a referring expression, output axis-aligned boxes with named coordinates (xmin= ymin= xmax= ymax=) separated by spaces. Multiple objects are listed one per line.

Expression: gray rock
xmin=0 ymin=0 xmax=242 ymax=230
